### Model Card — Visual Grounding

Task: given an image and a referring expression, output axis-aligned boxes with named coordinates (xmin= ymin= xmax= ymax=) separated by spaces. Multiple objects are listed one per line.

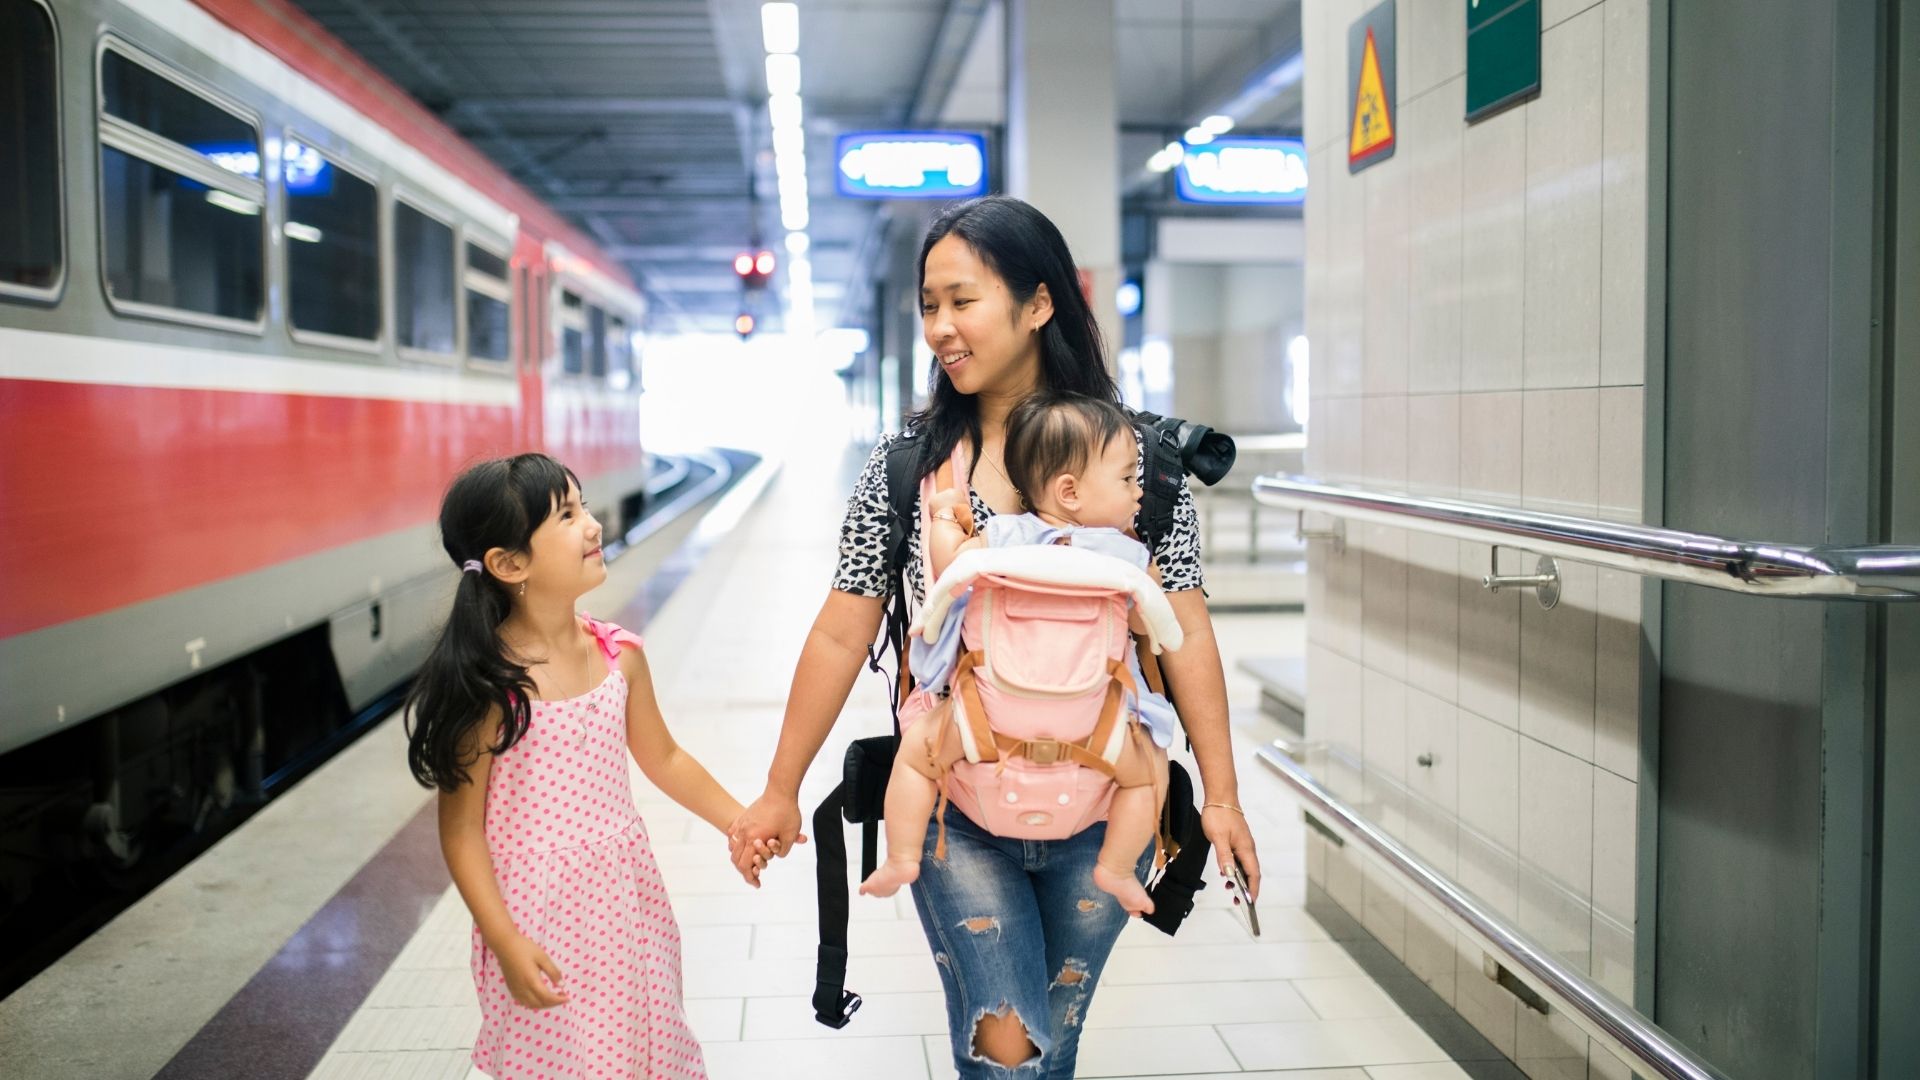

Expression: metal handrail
xmin=1257 ymin=744 xmax=1730 ymax=1080
xmin=1253 ymin=474 xmax=1920 ymax=600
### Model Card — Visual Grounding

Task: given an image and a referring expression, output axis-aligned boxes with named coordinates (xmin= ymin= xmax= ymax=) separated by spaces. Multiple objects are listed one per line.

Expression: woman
xmin=729 ymin=195 xmax=1260 ymax=1077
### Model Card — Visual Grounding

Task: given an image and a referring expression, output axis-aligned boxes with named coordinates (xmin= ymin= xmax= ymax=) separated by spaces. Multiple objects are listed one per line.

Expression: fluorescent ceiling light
xmin=206 ymin=190 xmax=261 ymax=215
xmin=785 ymin=231 xmax=810 ymax=255
xmin=761 ymin=3 xmax=798 ymax=53
xmin=765 ymin=53 xmax=801 ymax=96
xmin=1202 ymin=114 xmax=1235 ymax=135
xmin=775 ymin=152 xmax=807 ymax=180
xmin=283 ymin=221 xmax=323 ymax=243
xmin=1184 ymin=127 xmax=1212 ymax=145
xmin=781 ymin=203 xmax=810 ymax=230
xmin=769 ymin=93 xmax=803 ymax=131
xmin=772 ymin=125 xmax=805 ymax=159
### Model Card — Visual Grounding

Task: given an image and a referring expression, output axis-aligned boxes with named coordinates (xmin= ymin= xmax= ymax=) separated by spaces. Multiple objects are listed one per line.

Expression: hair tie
xmin=461 ymin=560 xmax=484 ymax=574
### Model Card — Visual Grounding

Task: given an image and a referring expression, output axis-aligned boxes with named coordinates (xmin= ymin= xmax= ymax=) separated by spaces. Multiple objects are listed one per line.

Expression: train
xmin=0 ymin=0 xmax=650 ymax=903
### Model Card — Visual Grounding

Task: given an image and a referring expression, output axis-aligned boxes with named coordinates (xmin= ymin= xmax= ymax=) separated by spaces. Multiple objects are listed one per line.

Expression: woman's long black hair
xmin=909 ymin=195 xmax=1121 ymax=479
xmin=405 ymin=453 xmax=579 ymax=791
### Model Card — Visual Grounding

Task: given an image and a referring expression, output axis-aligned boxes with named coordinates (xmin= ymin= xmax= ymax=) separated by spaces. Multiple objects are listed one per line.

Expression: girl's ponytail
xmin=404 ymin=454 xmax=579 ymax=791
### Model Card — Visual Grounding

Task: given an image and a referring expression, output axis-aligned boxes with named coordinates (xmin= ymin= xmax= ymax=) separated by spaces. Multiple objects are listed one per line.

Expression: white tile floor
xmin=309 ymin=414 xmax=1468 ymax=1080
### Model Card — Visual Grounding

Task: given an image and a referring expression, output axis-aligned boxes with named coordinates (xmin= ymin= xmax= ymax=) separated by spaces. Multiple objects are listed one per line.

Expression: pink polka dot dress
xmin=470 ymin=616 xmax=706 ymax=1079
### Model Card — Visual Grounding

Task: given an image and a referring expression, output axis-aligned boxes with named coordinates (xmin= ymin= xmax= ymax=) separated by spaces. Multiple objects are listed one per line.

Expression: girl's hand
xmin=492 ymin=934 xmax=568 ymax=1009
xmin=727 ymin=834 xmax=776 ymax=886
xmin=730 ymin=789 xmax=805 ymax=886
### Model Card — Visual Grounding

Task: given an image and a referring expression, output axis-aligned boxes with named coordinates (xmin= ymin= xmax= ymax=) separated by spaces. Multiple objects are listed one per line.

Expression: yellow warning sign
xmin=1349 ymin=27 xmax=1395 ymax=165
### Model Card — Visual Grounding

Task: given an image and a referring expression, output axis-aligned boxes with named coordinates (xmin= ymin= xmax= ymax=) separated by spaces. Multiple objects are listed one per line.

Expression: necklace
xmin=978 ymin=451 xmax=1012 ymax=490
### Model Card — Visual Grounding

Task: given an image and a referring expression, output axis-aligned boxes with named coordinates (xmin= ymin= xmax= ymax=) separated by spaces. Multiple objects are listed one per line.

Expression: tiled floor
xmin=309 ymin=402 xmax=1471 ymax=1079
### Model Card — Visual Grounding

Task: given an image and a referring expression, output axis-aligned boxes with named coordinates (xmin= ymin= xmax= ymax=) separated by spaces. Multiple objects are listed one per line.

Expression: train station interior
xmin=1 ymin=1 xmax=1916 ymax=1079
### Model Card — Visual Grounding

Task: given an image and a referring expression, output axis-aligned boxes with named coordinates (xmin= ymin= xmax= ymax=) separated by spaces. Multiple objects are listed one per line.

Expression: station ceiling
xmin=287 ymin=0 xmax=1302 ymax=334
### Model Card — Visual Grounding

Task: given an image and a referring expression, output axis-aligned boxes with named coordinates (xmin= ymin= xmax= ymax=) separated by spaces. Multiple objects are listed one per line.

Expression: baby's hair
xmin=1003 ymin=392 xmax=1132 ymax=510
xmin=405 ymin=453 xmax=580 ymax=792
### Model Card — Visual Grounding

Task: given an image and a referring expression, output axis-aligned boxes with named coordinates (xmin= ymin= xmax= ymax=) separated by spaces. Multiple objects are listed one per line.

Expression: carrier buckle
xmin=1024 ymin=739 xmax=1064 ymax=765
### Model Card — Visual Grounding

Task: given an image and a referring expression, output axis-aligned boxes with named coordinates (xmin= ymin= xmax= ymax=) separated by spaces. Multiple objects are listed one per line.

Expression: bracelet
xmin=1202 ymin=802 xmax=1245 ymax=816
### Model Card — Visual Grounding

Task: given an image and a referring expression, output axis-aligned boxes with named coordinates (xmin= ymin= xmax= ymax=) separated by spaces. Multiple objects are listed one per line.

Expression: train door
xmin=513 ymin=233 xmax=546 ymax=450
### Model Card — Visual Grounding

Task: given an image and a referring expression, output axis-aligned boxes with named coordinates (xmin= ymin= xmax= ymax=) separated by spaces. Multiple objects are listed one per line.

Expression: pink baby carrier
xmin=900 ymin=449 xmax=1183 ymax=857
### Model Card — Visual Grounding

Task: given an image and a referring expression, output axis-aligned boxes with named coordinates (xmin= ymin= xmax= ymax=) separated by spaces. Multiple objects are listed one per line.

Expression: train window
xmin=467 ymin=242 xmax=508 ymax=282
xmin=607 ymin=316 xmax=632 ymax=390
xmin=587 ymin=305 xmax=608 ymax=378
xmin=0 ymin=0 xmax=62 ymax=300
xmin=285 ymin=142 xmax=378 ymax=343
xmin=464 ymin=241 xmax=510 ymax=364
xmin=559 ymin=289 xmax=585 ymax=374
xmin=97 ymin=44 xmax=264 ymax=326
xmin=393 ymin=199 xmax=455 ymax=355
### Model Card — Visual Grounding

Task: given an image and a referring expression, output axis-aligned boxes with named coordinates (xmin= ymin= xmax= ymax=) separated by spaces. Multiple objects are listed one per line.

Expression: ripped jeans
xmin=910 ymin=801 xmax=1154 ymax=1078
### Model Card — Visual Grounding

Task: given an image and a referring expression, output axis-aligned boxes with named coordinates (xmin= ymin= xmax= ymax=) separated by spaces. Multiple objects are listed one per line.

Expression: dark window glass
xmin=101 ymin=147 xmax=262 ymax=319
xmin=468 ymin=292 xmax=510 ymax=362
xmin=101 ymin=50 xmax=257 ymax=177
xmin=607 ymin=317 xmax=631 ymax=386
xmin=394 ymin=201 xmax=455 ymax=353
xmin=0 ymin=0 xmax=61 ymax=293
xmin=286 ymin=148 xmax=378 ymax=340
xmin=587 ymin=305 xmax=608 ymax=378
xmin=561 ymin=290 xmax=583 ymax=374
xmin=466 ymin=242 xmax=508 ymax=280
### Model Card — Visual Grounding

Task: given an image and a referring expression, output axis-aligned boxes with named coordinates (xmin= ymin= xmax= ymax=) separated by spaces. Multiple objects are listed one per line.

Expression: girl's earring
xmin=518 ymin=581 xmax=527 ymax=597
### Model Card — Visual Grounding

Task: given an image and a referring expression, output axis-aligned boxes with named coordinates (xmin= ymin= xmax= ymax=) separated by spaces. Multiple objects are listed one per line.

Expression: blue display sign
xmin=1175 ymin=137 xmax=1309 ymax=205
xmin=834 ymin=131 xmax=988 ymax=199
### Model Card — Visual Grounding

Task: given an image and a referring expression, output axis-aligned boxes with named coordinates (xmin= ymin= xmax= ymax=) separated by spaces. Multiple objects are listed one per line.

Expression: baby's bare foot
xmin=859 ymin=857 xmax=921 ymax=898
xmin=1092 ymin=861 xmax=1155 ymax=917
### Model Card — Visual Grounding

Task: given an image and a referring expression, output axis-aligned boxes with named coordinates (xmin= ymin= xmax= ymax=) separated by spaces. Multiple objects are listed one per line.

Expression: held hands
xmin=726 ymin=789 xmax=807 ymax=888
xmin=492 ymin=933 xmax=568 ymax=1010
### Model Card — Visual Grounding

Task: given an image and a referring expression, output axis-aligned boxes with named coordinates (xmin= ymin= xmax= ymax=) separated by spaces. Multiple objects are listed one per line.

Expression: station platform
xmin=0 ymin=420 xmax=1491 ymax=1080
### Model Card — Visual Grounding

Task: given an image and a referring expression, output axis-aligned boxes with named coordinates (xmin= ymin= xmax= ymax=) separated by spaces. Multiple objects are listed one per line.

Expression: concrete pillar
xmin=1005 ymin=0 xmax=1121 ymax=364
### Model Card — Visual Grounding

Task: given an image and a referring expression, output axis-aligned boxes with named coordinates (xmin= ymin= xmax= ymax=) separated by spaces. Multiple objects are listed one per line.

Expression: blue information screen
xmin=1175 ymin=137 xmax=1308 ymax=206
xmin=835 ymin=131 xmax=988 ymax=199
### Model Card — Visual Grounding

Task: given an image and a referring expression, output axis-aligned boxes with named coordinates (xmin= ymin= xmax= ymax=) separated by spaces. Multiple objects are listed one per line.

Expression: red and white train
xmin=0 ymin=0 xmax=649 ymax=842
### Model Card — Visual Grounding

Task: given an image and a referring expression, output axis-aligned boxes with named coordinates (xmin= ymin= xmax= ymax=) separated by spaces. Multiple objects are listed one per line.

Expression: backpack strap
xmin=810 ymin=780 xmax=862 ymax=1028
xmin=1126 ymin=408 xmax=1238 ymax=556
xmin=873 ymin=432 xmax=928 ymax=725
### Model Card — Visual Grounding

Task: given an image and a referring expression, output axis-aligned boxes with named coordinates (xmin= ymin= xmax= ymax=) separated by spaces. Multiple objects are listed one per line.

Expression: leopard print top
xmin=831 ymin=428 xmax=1206 ymax=607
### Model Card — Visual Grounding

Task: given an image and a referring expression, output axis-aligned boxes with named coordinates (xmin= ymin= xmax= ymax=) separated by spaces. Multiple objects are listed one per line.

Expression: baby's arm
xmin=621 ymin=646 xmax=746 ymax=837
xmin=1128 ymin=560 xmax=1166 ymax=636
xmin=927 ymin=487 xmax=985 ymax=579
xmin=439 ymin=711 xmax=567 ymax=1009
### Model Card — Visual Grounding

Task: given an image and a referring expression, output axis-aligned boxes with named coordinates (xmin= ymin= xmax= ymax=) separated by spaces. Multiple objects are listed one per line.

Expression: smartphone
xmin=1227 ymin=860 xmax=1260 ymax=938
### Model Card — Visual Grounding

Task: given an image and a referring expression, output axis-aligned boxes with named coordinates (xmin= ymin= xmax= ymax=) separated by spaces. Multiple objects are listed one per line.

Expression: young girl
xmin=858 ymin=392 xmax=1176 ymax=916
xmin=406 ymin=452 xmax=748 ymax=1080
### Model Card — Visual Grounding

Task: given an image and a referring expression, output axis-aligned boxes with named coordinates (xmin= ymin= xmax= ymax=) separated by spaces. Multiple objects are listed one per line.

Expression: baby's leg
xmin=859 ymin=720 xmax=943 ymax=897
xmin=1091 ymin=738 xmax=1170 ymax=917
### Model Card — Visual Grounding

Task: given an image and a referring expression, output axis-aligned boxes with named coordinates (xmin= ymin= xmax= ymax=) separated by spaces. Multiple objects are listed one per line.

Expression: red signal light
xmin=734 ymin=313 xmax=756 ymax=338
xmin=734 ymin=253 xmax=755 ymax=277
xmin=755 ymin=251 xmax=777 ymax=276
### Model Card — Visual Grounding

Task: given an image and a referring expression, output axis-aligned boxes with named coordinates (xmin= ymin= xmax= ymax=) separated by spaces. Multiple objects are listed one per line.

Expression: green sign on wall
xmin=1466 ymin=0 xmax=1540 ymax=122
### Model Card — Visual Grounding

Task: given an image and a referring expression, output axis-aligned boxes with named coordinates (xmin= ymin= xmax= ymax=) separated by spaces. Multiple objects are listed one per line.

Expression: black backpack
xmin=809 ymin=409 xmax=1236 ymax=1029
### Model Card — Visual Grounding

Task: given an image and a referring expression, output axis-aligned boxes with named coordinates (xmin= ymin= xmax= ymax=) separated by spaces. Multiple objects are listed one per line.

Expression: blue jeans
xmin=910 ymin=802 xmax=1154 ymax=1078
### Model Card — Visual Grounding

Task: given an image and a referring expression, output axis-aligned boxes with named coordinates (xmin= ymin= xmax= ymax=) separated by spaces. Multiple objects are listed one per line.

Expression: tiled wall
xmin=1299 ymin=1 xmax=1653 ymax=1077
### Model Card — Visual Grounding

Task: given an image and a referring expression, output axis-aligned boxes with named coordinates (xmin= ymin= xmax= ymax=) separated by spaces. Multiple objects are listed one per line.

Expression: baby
xmin=859 ymin=392 xmax=1176 ymax=915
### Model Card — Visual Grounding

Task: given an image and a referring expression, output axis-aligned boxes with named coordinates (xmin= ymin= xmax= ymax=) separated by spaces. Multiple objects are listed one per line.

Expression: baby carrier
xmin=810 ymin=410 xmax=1235 ymax=1029
xmin=900 ymin=448 xmax=1185 ymax=860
